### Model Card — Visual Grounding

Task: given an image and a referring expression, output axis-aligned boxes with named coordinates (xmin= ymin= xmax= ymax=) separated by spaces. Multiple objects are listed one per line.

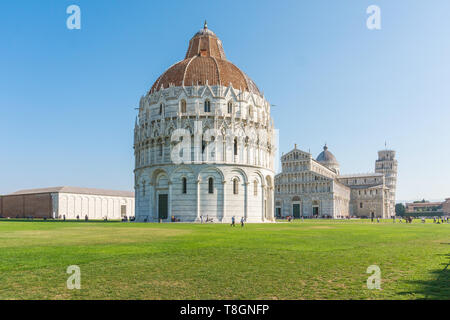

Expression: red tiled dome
xmin=149 ymin=22 xmax=261 ymax=96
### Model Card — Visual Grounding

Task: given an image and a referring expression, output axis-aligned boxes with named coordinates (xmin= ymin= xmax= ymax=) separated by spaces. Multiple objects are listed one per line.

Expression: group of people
xmin=199 ymin=215 xmax=214 ymax=223
xmin=230 ymin=216 xmax=245 ymax=227
xmin=393 ymin=216 xmax=413 ymax=223
xmin=284 ymin=215 xmax=304 ymax=222
xmin=393 ymin=216 xmax=449 ymax=224
xmin=433 ymin=217 xmax=449 ymax=224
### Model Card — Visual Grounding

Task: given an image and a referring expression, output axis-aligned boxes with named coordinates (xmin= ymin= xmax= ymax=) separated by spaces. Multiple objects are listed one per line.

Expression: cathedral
xmin=133 ymin=23 xmax=276 ymax=223
xmin=274 ymin=145 xmax=397 ymax=219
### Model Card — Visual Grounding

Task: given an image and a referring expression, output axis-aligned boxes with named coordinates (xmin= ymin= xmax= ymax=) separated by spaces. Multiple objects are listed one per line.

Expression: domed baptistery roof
xmin=316 ymin=145 xmax=340 ymax=174
xmin=149 ymin=21 xmax=261 ymax=96
xmin=134 ymin=22 xmax=276 ymax=224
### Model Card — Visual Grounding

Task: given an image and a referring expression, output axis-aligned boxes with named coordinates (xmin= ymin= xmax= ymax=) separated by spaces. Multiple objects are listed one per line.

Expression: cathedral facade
xmin=274 ymin=145 xmax=397 ymax=219
xmin=133 ymin=23 xmax=276 ymax=223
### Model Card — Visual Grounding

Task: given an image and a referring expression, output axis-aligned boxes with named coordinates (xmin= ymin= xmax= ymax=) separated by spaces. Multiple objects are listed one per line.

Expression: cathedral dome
xmin=316 ymin=145 xmax=340 ymax=173
xmin=149 ymin=22 xmax=261 ymax=96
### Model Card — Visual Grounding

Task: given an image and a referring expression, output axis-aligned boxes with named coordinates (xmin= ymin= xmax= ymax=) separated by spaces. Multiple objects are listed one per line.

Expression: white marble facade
xmin=134 ymin=24 xmax=276 ymax=223
xmin=275 ymin=146 xmax=397 ymax=219
xmin=133 ymin=86 xmax=276 ymax=223
xmin=55 ymin=192 xmax=134 ymax=220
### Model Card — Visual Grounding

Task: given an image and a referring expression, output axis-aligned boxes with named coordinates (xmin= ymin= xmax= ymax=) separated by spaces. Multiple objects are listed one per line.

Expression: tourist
xmin=241 ymin=217 xmax=244 ymax=227
xmin=231 ymin=216 xmax=235 ymax=227
xmin=200 ymin=215 xmax=203 ymax=223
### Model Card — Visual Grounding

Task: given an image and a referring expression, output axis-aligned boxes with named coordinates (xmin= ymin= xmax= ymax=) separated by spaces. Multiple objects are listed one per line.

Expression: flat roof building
xmin=0 ymin=187 xmax=135 ymax=220
xmin=405 ymin=201 xmax=443 ymax=213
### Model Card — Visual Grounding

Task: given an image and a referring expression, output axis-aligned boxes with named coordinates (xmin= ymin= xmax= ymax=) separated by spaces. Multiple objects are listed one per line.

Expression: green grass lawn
xmin=0 ymin=219 xmax=448 ymax=300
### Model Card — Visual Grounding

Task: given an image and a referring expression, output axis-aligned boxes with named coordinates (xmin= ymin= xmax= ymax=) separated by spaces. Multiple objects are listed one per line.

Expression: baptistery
xmin=134 ymin=22 xmax=276 ymax=223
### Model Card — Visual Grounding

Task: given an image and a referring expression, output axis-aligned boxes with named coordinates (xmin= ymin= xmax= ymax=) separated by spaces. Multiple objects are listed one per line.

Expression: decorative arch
xmin=252 ymin=170 xmax=266 ymax=187
xmin=229 ymin=168 xmax=248 ymax=184
xmin=170 ymin=165 xmax=195 ymax=179
xmin=151 ymin=168 xmax=170 ymax=186
xmin=197 ymin=166 xmax=225 ymax=182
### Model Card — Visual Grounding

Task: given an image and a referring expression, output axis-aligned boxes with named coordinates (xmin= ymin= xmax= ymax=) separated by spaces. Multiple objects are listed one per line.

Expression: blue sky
xmin=1 ymin=0 xmax=449 ymax=201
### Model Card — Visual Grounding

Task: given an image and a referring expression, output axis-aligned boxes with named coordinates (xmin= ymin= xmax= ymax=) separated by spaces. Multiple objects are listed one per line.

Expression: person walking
xmin=231 ymin=216 xmax=235 ymax=227
xmin=240 ymin=217 xmax=244 ymax=227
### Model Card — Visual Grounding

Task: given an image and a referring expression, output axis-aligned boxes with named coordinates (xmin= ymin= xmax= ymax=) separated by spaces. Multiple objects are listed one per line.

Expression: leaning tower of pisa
xmin=375 ymin=149 xmax=398 ymax=216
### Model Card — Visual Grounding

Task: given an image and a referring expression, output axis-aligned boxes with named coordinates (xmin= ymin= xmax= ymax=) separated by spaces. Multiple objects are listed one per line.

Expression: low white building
xmin=4 ymin=186 xmax=135 ymax=220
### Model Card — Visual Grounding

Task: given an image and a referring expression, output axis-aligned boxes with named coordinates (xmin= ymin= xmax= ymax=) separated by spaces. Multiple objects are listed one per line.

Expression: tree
xmin=395 ymin=203 xmax=406 ymax=216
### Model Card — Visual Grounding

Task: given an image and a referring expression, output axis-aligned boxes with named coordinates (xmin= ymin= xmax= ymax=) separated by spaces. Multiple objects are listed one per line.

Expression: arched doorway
xmin=312 ymin=200 xmax=320 ymax=218
xmin=154 ymin=171 xmax=169 ymax=221
xmin=292 ymin=196 xmax=301 ymax=218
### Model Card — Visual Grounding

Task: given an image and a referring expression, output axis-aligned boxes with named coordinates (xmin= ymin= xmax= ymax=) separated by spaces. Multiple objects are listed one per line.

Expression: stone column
xmin=266 ymin=186 xmax=274 ymax=221
xmin=222 ymin=180 xmax=227 ymax=222
xmin=149 ymin=183 xmax=155 ymax=221
xmin=244 ymin=182 xmax=249 ymax=221
xmin=162 ymin=138 xmax=165 ymax=164
xmin=168 ymin=180 xmax=172 ymax=220
xmin=261 ymin=184 xmax=265 ymax=222
xmin=196 ymin=179 xmax=201 ymax=221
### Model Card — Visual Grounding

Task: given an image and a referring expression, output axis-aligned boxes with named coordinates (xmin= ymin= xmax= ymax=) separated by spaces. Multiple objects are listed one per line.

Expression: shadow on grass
xmin=399 ymin=252 xmax=450 ymax=300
